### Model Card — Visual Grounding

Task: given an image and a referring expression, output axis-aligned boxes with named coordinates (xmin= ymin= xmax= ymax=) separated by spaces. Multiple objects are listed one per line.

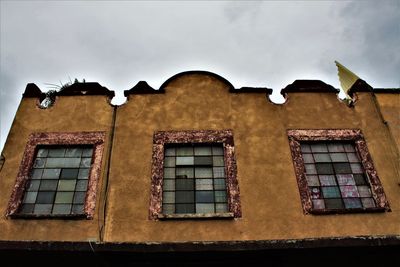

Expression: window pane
xmin=175 ymin=204 xmax=195 ymax=214
xmin=336 ymin=174 xmax=355 ymax=185
xmin=52 ymin=204 xmax=72 ymax=214
xmin=165 ymin=148 xmax=175 ymax=156
xmin=20 ymin=204 xmax=34 ymax=214
xmin=27 ymin=180 xmax=40 ymax=191
xmin=212 ymin=146 xmax=224 ymax=155
xmin=34 ymin=204 xmax=53 ymax=214
xmin=314 ymin=154 xmax=331 ymax=162
xmin=176 ymin=147 xmax=193 ymax=156
xmin=215 ymin=191 xmax=227 ymax=203
xmin=176 ymin=167 xmax=194 ymax=178
xmin=31 ymin=169 xmax=43 ymax=179
xmin=42 ymin=168 xmax=61 ymax=179
xmin=58 ymin=180 xmax=76 ymax=191
xmin=322 ymin=187 xmax=341 ymax=198
xmin=39 ymin=180 xmax=58 ymax=191
xmin=63 ymin=158 xmax=81 ymax=168
xmin=302 ymin=154 xmax=314 ymax=163
xmin=305 ymin=164 xmax=317 ymax=174
xmin=72 ymin=204 xmax=84 ymax=214
xmin=36 ymin=192 xmax=55 ymax=204
xmin=340 ymin=185 xmax=360 ymax=198
xmin=214 ymin=179 xmax=226 ymax=190
xmin=213 ymin=167 xmax=225 ymax=178
xmin=60 ymin=169 xmax=79 ymax=179
xmin=80 ymin=158 xmax=92 ymax=168
xmin=33 ymin=158 xmax=46 ymax=168
xmin=163 ymin=192 xmax=175 ymax=204
xmin=176 ymin=179 xmax=194 ymax=191
xmin=312 ymin=199 xmax=325 ymax=210
xmin=343 ymin=198 xmax=362 ymax=209
xmin=176 ymin=156 xmax=194 ymax=165
xmin=23 ymin=192 xmax=38 ymax=204
xmin=361 ymin=198 xmax=376 ymax=208
xmin=162 ymin=204 xmax=175 ymax=214
xmin=300 ymin=144 xmax=311 ymax=153
xmin=73 ymin=192 xmax=86 ymax=204
xmin=333 ymin=163 xmax=352 ymax=174
xmin=325 ymin=199 xmax=344 ymax=209
xmin=216 ymin=203 xmax=228 ymax=213
xmin=194 ymin=147 xmax=212 ymax=156
xmin=82 ymin=148 xmax=93 ymax=157
xmin=164 ymin=157 xmax=175 ymax=167
xmin=176 ymin=191 xmax=194 ymax=203
xmin=357 ymin=186 xmax=372 ymax=197
xmin=48 ymin=148 xmax=65 ymax=157
xmin=163 ymin=180 xmax=175 ymax=191
xmin=343 ymin=144 xmax=355 ymax=152
xmin=65 ymin=148 xmax=82 ymax=158
xmin=54 ymin=192 xmax=74 ymax=204
xmin=354 ymin=174 xmax=367 ymax=185
xmin=45 ymin=158 xmax=66 ymax=168
xmin=196 ymin=191 xmax=214 ymax=203
xmin=347 ymin=153 xmax=360 ymax=162
xmin=195 ymin=167 xmax=212 ymax=178
xmin=319 ymin=175 xmax=336 ymax=186
xmin=316 ymin=163 xmax=334 ymax=175
xmin=213 ymin=156 xmax=225 ymax=166
xmin=78 ymin=169 xmax=89 ymax=179
xmin=194 ymin=156 xmax=212 ymax=165
xmin=196 ymin=179 xmax=213 ymax=190
xmin=164 ymin=168 xmax=175 ymax=178
xmin=310 ymin=143 xmax=328 ymax=153
xmin=36 ymin=148 xmax=48 ymax=157
xmin=350 ymin=163 xmax=364 ymax=174
xmin=306 ymin=175 xmax=319 ymax=186
xmin=327 ymin=143 xmax=345 ymax=152
xmin=309 ymin=187 xmax=321 ymax=199
xmin=196 ymin=203 xmax=215 ymax=213
xmin=330 ymin=153 xmax=348 ymax=162
xmin=76 ymin=180 xmax=88 ymax=191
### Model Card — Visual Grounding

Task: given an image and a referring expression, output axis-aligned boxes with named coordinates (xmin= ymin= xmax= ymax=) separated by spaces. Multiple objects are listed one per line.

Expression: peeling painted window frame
xmin=149 ymin=130 xmax=241 ymax=220
xmin=287 ymin=129 xmax=390 ymax=214
xmin=6 ymin=132 xmax=106 ymax=219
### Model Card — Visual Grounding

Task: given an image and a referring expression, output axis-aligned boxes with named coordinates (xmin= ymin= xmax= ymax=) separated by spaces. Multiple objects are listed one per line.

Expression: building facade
xmin=0 ymin=71 xmax=399 ymax=265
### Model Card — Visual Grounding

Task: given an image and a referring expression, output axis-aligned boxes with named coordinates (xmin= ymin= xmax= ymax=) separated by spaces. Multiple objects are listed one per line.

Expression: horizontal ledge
xmin=157 ymin=212 xmax=234 ymax=220
xmin=8 ymin=214 xmax=88 ymax=220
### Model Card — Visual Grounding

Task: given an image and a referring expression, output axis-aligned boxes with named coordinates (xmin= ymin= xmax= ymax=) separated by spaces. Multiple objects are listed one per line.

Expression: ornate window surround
xmin=6 ymin=132 xmax=106 ymax=219
xmin=287 ymin=129 xmax=390 ymax=214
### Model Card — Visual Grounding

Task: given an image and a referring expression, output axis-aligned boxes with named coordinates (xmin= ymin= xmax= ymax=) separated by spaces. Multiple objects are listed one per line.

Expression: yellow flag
xmin=335 ymin=61 xmax=360 ymax=96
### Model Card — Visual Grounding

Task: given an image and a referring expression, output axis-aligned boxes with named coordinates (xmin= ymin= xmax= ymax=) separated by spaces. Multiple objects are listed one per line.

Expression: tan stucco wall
xmin=0 ymin=96 xmax=113 ymax=241
xmin=375 ymin=93 xmax=400 ymax=151
xmin=105 ymin=74 xmax=400 ymax=243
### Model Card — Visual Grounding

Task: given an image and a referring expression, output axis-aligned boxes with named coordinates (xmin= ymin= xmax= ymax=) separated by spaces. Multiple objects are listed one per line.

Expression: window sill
xmin=309 ymin=207 xmax=387 ymax=215
xmin=157 ymin=212 xmax=234 ymax=220
xmin=9 ymin=214 xmax=88 ymax=220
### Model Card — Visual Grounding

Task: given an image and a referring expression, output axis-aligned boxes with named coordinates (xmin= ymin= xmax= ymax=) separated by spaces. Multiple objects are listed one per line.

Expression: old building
xmin=0 ymin=71 xmax=399 ymax=266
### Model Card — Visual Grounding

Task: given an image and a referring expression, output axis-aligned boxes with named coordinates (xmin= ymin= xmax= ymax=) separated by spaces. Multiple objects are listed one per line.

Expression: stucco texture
xmin=105 ymin=73 xmax=400 ymax=243
xmin=0 ymin=96 xmax=113 ymax=241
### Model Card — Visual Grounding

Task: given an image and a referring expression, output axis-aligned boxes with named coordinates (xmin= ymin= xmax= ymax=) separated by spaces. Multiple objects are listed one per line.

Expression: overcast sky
xmin=1 ymin=0 xmax=399 ymax=152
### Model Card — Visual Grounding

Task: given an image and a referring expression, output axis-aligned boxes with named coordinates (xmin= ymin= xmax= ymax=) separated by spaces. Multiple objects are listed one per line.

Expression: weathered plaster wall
xmin=105 ymin=73 xmax=400 ymax=243
xmin=375 ymin=93 xmax=400 ymax=151
xmin=0 ymin=96 xmax=113 ymax=241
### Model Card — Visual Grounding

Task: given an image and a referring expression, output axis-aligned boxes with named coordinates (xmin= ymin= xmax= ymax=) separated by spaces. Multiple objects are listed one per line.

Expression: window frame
xmin=287 ymin=129 xmax=390 ymax=214
xmin=149 ymin=130 xmax=241 ymax=220
xmin=6 ymin=132 xmax=106 ymax=219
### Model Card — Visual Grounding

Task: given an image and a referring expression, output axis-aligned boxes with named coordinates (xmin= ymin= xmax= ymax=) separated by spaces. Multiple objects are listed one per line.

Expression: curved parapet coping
xmin=124 ymin=81 xmax=163 ymax=96
xmin=23 ymin=82 xmax=115 ymax=98
xmin=281 ymin=80 xmax=339 ymax=96
xmin=22 ymin=83 xmax=46 ymax=99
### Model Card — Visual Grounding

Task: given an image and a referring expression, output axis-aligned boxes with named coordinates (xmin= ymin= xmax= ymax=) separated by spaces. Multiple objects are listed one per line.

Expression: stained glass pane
xmin=343 ymin=198 xmax=362 ymax=209
xmin=39 ymin=180 xmax=58 ymax=191
xmin=165 ymin=148 xmax=175 ymax=156
xmin=316 ymin=163 xmax=334 ymax=174
xmin=212 ymin=146 xmax=224 ymax=155
xmin=319 ymin=175 xmax=336 ymax=186
xmin=27 ymin=180 xmax=40 ymax=191
xmin=309 ymin=187 xmax=321 ymax=199
xmin=322 ymin=187 xmax=341 ymax=198
xmin=48 ymin=148 xmax=65 ymax=157
xmin=215 ymin=191 xmax=227 ymax=202
xmin=354 ymin=174 xmax=367 ymax=185
xmin=176 ymin=191 xmax=194 ymax=203
xmin=305 ymin=164 xmax=317 ymax=174
xmin=163 ymin=192 xmax=175 ymax=204
xmin=194 ymin=157 xmax=212 ymax=165
xmin=60 ymin=169 xmax=79 ymax=179
xmin=327 ymin=143 xmax=345 ymax=152
xmin=330 ymin=153 xmax=348 ymax=162
xmin=302 ymin=154 xmax=314 ymax=163
xmin=73 ymin=192 xmax=86 ymax=204
xmin=312 ymin=199 xmax=325 ymax=210
xmin=336 ymin=174 xmax=355 ymax=185
xmin=46 ymin=158 xmax=66 ymax=168
xmin=314 ymin=154 xmax=331 ymax=162
xmin=340 ymin=185 xmax=360 ymax=197
xmin=357 ymin=186 xmax=372 ymax=197
xmin=333 ymin=163 xmax=352 ymax=174
xmin=306 ymin=175 xmax=319 ymax=186
xmin=196 ymin=179 xmax=213 ymax=190
xmin=58 ymin=180 xmax=76 ymax=191
xmin=63 ymin=158 xmax=81 ymax=168
xmin=347 ymin=153 xmax=360 ymax=162
xmin=76 ymin=180 xmax=88 ymax=191
xmin=78 ymin=169 xmax=89 ymax=179
xmin=31 ymin=169 xmax=43 ymax=179
xmin=162 ymin=204 xmax=175 ymax=214
xmin=36 ymin=192 xmax=55 ymax=204
xmin=52 ymin=204 xmax=72 ymax=214
xmin=343 ymin=143 xmax=355 ymax=152
xmin=176 ymin=147 xmax=193 ymax=156
xmin=37 ymin=148 xmax=48 ymax=157
xmin=213 ymin=156 xmax=225 ymax=166
xmin=34 ymin=158 xmax=46 ymax=168
xmin=310 ymin=143 xmax=328 ymax=153
xmin=361 ymin=198 xmax=376 ymax=208
xmin=23 ymin=192 xmax=38 ymax=204
xmin=300 ymin=144 xmax=311 ymax=153
xmin=80 ymin=158 xmax=92 ymax=168
xmin=324 ymin=199 xmax=344 ymax=209
xmin=163 ymin=180 xmax=175 ymax=191
xmin=213 ymin=167 xmax=225 ymax=178
xmin=65 ymin=148 xmax=82 ymax=158
xmin=54 ymin=192 xmax=74 ymax=204
xmin=20 ymin=204 xmax=34 ymax=214
xmin=195 ymin=167 xmax=212 ymax=178
xmin=164 ymin=168 xmax=175 ymax=178
xmin=34 ymin=204 xmax=52 ymax=214
xmin=216 ymin=203 xmax=228 ymax=212
xmin=164 ymin=157 xmax=175 ymax=167
xmin=175 ymin=204 xmax=195 ymax=214
xmin=196 ymin=191 xmax=214 ymax=203
xmin=214 ymin=179 xmax=226 ymax=190
xmin=350 ymin=163 xmax=364 ymax=174
xmin=72 ymin=204 xmax=84 ymax=214
xmin=82 ymin=148 xmax=93 ymax=157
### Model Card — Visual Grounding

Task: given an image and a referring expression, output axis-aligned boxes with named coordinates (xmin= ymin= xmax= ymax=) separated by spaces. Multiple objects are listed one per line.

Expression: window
xmin=149 ymin=130 xmax=241 ymax=219
xmin=288 ymin=129 xmax=390 ymax=214
xmin=6 ymin=132 xmax=105 ymax=219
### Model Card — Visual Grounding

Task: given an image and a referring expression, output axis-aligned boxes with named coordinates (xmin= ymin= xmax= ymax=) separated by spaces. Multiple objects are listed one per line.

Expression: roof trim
xmin=22 ymin=83 xmax=45 ymax=98
xmin=281 ymin=80 xmax=339 ymax=95
xmin=124 ymin=81 xmax=164 ymax=96
xmin=56 ymin=82 xmax=115 ymax=97
xmin=373 ymin=88 xmax=400 ymax=94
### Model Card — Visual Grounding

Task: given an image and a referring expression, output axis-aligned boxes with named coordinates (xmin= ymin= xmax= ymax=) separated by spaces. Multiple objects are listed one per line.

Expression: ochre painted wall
xmin=375 ymin=93 xmax=400 ymax=151
xmin=0 ymin=96 xmax=113 ymax=241
xmin=105 ymin=74 xmax=400 ymax=243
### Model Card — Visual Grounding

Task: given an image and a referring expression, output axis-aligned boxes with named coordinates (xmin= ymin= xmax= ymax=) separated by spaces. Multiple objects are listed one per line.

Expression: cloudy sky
xmin=1 ymin=0 xmax=399 ymax=152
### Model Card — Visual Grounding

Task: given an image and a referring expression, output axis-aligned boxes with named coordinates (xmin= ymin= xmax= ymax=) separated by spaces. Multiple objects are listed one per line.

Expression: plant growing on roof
xmin=39 ymin=78 xmax=86 ymax=108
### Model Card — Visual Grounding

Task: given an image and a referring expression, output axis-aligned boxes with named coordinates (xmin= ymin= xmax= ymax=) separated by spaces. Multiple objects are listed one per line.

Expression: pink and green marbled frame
xmin=149 ymin=130 xmax=241 ymax=220
xmin=287 ymin=129 xmax=390 ymax=214
xmin=6 ymin=132 xmax=106 ymax=219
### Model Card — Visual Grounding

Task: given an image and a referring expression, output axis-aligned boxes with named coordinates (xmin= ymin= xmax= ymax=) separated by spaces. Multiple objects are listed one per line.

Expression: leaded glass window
xmin=19 ymin=145 xmax=93 ymax=215
xmin=162 ymin=144 xmax=228 ymax=215
xmin=300 ymin=142 xmax=376 ymax=211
